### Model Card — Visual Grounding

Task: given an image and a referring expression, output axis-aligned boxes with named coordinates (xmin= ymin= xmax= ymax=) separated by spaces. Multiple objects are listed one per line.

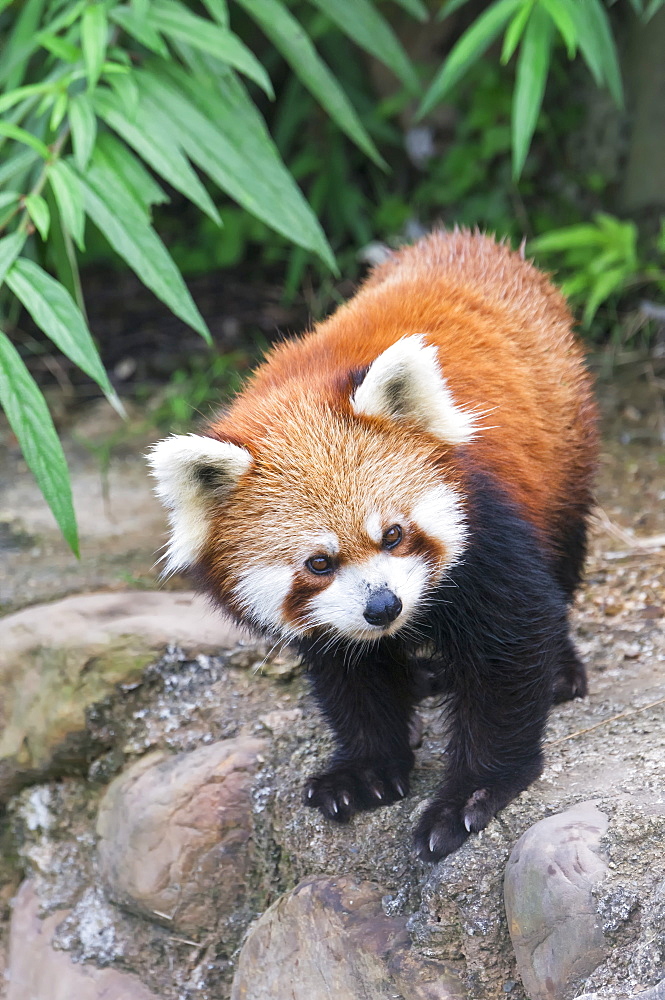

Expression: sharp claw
xmin=371 ymin=786 xmax=383 ymax=801
xmin=429 ymin=832 xmax=439 ymax=855
xmin=395 ymin=781 xmax=406 ymax=798
xmin=341 ymin=792 xmax=351 ymax=806
xmin=330 ymin=800 xmax=339 ymax=815
xmin=464 ymin=815 xmax=472 ymax=832
xmin=307 ymin=787 xmax=315 ymax=799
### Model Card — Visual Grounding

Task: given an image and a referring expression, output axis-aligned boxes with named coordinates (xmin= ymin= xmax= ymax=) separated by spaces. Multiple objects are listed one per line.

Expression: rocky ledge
xmin=0 ymin=569 xmax=663 ymax=1000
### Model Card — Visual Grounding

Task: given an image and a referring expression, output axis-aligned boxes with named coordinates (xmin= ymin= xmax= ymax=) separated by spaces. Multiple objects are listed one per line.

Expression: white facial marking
xmin=306 ymin=552 xmax=429 ymax=642
xmin=304 ymin=531 xmax=340 ymax=556
xmin=233 ymin=563 xmax=294 ymax=632
xmin=148 ymin=434 xmax=252 ymax=575
xmin=364 ymin=512 xmax=383 ymax=544
xmin=351 ymin=334 xmax=477 ymax=445
xmin=412 ymin=485 xmax=468 ymax=567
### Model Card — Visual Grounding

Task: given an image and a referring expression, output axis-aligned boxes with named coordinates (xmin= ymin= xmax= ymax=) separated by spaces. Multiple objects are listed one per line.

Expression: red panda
xmin=149 ymin=230 xmax=598 ymax=861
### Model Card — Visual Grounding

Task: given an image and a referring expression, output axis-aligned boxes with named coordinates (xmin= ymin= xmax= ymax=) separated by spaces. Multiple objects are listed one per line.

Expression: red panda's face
xmin=149 ymin=335 xmax=475 ymax=644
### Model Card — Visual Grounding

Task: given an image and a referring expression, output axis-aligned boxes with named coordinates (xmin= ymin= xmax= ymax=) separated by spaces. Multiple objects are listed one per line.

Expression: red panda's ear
xmin=148 ymin=434 xmax=252 ymax=574
xmin=350 ymin=335 xmax=476 ymax=445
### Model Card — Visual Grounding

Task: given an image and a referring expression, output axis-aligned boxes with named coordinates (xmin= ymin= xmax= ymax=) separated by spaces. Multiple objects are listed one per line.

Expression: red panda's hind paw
xmin=303 ymin=764 xmax=410 ymax=823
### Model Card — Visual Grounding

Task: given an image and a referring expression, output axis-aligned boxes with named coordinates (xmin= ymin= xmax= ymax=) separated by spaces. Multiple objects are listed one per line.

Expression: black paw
xmin=303 ymin=763 xmax=410 ymax=823
xmin=414 ymin=803 xmax=468 ymax=862
xmin=413 ymin=788 xmax=495 ymax=862
xmin=553 ymin=657 xmax=588 ymax=703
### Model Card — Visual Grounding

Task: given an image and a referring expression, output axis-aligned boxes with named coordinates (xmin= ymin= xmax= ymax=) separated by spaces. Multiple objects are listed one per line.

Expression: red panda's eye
xmin=306 ymin=555 xmax=334 ymax=575
xmin=382 ymin=524 xmax=402 ymax=550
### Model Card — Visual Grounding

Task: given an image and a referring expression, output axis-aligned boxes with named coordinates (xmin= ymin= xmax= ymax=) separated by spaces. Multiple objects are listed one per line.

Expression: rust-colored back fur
xmin=210 ymin=230 xmax=597 ymax=550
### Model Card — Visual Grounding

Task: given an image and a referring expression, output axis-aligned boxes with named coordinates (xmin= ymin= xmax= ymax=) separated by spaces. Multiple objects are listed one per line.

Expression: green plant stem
xmin=1 ymin=124 xmax=71 ymax=236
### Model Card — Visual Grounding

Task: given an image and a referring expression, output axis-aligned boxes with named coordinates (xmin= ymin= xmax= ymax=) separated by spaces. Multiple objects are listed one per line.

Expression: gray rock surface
xmin=231 ymin=875 xmax=465 ymax=1000
xmin=504 ymin=802 xmax=610 ymax=1000
xmin=1 ymin=386 xmax=664 ymax=1000
xmin=575 ymin=981 xmax=665 ymax=1000
xmin=97 ymin=737 xmax=266 ymax=935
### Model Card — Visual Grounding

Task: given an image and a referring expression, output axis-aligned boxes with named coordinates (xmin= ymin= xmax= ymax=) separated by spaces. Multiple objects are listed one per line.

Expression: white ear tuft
xmin=148 ymin=434 xmax=252 ymax=574
xmin=350 ymin=335 xmax=476 ymax=445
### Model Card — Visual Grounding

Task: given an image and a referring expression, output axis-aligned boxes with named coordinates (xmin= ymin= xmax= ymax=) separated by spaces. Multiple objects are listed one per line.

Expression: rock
xmin=575 ymin=982 xmax=665 ymax=1000
xmin=504 ymin=802 xmax=610 ymax=1000
xmin=96 ymin=737 xmax=266 ymax=936
xmin=0 ymin=590 xmax=246 ymax=803
xmin=5 ymin=879 xmax=162 ymax=1000
xmin=578 ymin=805 xmax=665 ymax=997
xmin=230 ymin=875 xmax=465 ymax=999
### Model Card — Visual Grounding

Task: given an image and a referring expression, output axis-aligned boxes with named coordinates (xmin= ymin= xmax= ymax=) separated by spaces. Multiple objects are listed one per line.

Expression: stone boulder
xmin=0 ymin=590 xmax=245 ymax=803
xmin=5 ymin=880 xmax=162 ymax=1000
xmin=231 ymin=874 xmax=466 ymax=999
xmin=504 ymin=802 xmax=610 ymax=1000
xmin=96 ymin=737 xmax=267 ymax=936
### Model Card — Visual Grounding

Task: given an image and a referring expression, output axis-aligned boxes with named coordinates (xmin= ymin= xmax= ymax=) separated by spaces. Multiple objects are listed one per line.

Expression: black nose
xmin=363 ymin=589 xmax=403 ymax=627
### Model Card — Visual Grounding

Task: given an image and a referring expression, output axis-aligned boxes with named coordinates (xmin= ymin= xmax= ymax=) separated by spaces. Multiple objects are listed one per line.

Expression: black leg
xmin=552 ymin=635 xmax=588 ymax=703
xmin=300 ymin=641 xmax=416 ymax=823
xmin=413 ymin=675 xmax=550 ymax=862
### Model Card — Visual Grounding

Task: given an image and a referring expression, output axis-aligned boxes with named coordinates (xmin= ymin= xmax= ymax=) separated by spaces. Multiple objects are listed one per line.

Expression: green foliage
xmin=420 ymin=0 xmax=625 ymax=179
xmin=0 ymin=0 xmax=419 ymax=553
xmin=146 ymin=350 xmax=253 ymax=431
xmin=530 ymin=214 xmax=665 ymax=328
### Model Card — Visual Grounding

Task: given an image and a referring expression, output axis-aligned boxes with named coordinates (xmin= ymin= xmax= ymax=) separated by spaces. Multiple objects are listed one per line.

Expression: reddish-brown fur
xmin=207 ymin=230 xmax=597 ymax=562
xmin=160 ymin=229 xmax=599 ymax=861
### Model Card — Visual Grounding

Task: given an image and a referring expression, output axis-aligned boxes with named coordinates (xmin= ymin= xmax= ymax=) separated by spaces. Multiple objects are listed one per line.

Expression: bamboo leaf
xmin=49 ymin=159 xmax=85 ymax=249
xmin=38 ymin=31 xmax=82 ymax=61
xmin=147 ymin=0 xmax=273 ymax=96
xmin=645 ymin=0 xmax=665 ymax=19
xmin=0 ymin=329 xmax=79 ymax=555
xmin=109 ymin=5 xmax=169 ymax=56
xmin=0 ymin=81 xmax=54 ymax=114
xmin=439 ymin=0 xmax=473 ymax=15
xmin=94 ymin=87 xmax=221 ymax=224
xmin=95 ymin=132 xmax=168 ymax=213
xmin=235 ymin=0 xmax=385 ymax=167
xmin=583 ymin=266 xmax=626 ymax=325
xmin=511 ymin=5 xmax=552 ymax=178
xmin=571 ymin=0 xmax=623 ymax=105
xmin=306 ymin=0 xmax=419 ymax=91
xmin=50 ymin=89 xmax=69 ymax=131
xmin=0 ymin=231 xmax=27 ymax=288
xmin=501 ymin=1 xmax=534 ymax=65
xmin=418 ymin=0 xmax=521 ymax=117
xmin=0 ymin=148 xmax=37 ymax=187
xmin=142 ymin=63 xmax=335 ymax=268
xmin=539 ymin=0 xmax=577 ymax=57
xmin=6 ymin=257 xmax=124 ymax=412
xmin=78 ymin=155 xmax=211 ymax=342
xmin=529 ymin=224 xmax=608 ymax=252
xmin=109 ymin=68 xmax=139 ymax=114
xmin=68 ymin=92 xmax=97 ymax=170
xmin=81 ymin=2 xmax=108 ymax=90
xmin=0 ymin=122 xmax=50 ymax=157
xmin=24 ymin=193 xmax=51 ymax=239
xmin=201 ymin=0 xmax=228 ymax=25
xmin=0 ymin=0 xmax=47 ymax=89
xmin=0 ymin=191 xmax=21 ymax=213
xmin=389 ymin=0 xmax=428 ymax=20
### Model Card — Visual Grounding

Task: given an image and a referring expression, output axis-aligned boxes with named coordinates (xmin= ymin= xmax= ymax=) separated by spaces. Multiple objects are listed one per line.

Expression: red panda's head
xmin=149 ymin=336 xmax=475 ymax=644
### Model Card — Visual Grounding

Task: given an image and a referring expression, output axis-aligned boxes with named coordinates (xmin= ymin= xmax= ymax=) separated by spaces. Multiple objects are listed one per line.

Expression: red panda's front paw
xmin=414 ymin=787 xmax=497 ymax=862
xmin=303 ymin=765 xmax=410 ymax=823
xmin=413 ymin=805 xmax=469 ymax=862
